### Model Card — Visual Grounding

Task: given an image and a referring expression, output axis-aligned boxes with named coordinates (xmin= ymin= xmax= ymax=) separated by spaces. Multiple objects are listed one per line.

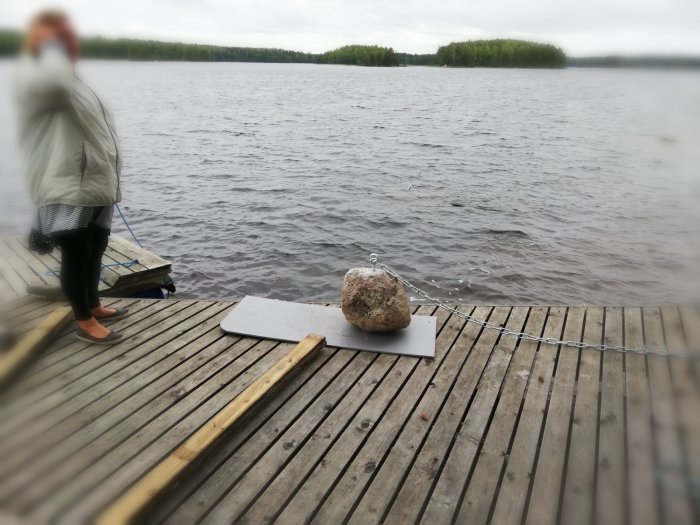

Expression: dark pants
xmin=56 ymin=225 xmax=110 ymax=321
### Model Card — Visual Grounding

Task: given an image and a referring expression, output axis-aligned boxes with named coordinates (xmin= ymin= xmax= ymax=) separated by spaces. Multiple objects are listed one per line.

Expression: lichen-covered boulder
xmin=341 ymin=268 xmax=411 ymax=333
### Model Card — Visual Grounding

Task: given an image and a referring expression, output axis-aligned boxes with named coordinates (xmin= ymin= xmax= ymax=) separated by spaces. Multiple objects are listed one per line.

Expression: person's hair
xmin=23 ymin=9 xmax=70 ymax=53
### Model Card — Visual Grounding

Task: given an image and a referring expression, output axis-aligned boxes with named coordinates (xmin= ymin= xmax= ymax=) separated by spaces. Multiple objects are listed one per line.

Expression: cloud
xmin=1 ymin=0 xmax=698 ymax=55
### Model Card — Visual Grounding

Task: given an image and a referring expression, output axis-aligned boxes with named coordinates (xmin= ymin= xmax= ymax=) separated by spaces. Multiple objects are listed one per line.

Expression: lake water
xmin=1 ymin=62 xmax=699 ymax=304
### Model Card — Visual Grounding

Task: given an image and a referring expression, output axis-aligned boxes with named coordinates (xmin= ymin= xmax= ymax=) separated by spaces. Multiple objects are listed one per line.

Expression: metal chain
xmin=369 ymin=254 xmax=689 ymax=359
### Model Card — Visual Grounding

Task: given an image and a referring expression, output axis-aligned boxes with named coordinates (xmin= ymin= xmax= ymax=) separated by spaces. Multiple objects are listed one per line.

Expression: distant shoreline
xmin=1 ymin=29 xmax=698 ymax=69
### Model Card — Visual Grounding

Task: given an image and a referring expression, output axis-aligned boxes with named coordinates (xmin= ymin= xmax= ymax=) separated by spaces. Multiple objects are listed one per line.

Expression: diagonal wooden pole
xmin=0 ymin=306 xmax=72 ymax=385
xmin=96 ymin=333 xmax=326 ymax=525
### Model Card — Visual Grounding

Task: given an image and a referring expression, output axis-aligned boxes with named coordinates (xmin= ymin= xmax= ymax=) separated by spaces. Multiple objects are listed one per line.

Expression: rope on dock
xmin=369 ymin=254 xmax=690 ymax=358
xmin=116 ymin=203 xmax=143 ymax=248
xmin=45 ymin=205 xmax=143 ymax=277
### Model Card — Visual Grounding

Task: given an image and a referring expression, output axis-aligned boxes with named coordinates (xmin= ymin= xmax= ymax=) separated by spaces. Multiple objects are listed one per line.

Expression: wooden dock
xmin=0 ymin=234 xmax=172 ymax=303
xmin=0 ymin=299 xmax=698 ymax=524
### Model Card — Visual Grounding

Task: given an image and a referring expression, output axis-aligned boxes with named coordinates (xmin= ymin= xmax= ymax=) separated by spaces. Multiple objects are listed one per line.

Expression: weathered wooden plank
xmin=102 ymin=273 xmax=173 ymax=299
xmin=384 ymin=307 xmax=524 ymax=523
xmin=236 ymin=307 xmax=440 ymax=524
xmin=391 ymin=307 xmax=529 ymax=524
xmin=0 ymin=300 xmax=182 ymax=400
xmin=3 ymin=301 xmax=218 ymax=413
xmin=340 ymin=307 xmax=498 ymax=523
xmin=0 ymin=299 xmax=140 ymax=418
xmin=2 ymin=304 xmax=236 ymax=506
xmin=0 ymin=302 xmax=687 ymax=525
xmin=150 ymin=342 xmax=358 ymax=523
xmin=4 ymin=238 xmax=59 ymax=288
xmin=99 ymin=241 xmax=168 ymax=295
xmin=558 ymin=307 xmax=604 ymax=524
xmin=662 ymin=307 xmax=699 ymax=524
xmin=32 ymin=338 xmax=297 ymax=521
xmin=43 ymin=337 xmax=321 ymax=524
xmin=595 ymin=307 xmax=626 ymax=525
xmin=0 ymin=239 xmax=44 ymax=291
xmin=164 ymin=348 xmax=380 ymax=524
xmin=96 ymin=333 xmax=326 ymax=525
xmin=0 ymin=300 xmax=199 ymax=460
xmin=623 ymin=307 xmax=658 ymax=525
xmin=644 ymin=307 xmax=694 ymax=525
xmin=268 ymin=302 xmax=456 ymax=523
xmin=14 ymin=236 xmax=116 ymax=293
xmin=10 ymin=300 xmax=70 ymax=336
xmin=15 ymin=238 xmax=62 ymax=278
xmin=206 ymin=352 xmax=400 ymax=523
xmin=0 ymin=261 xmax=21 ymax=303
xmin=108 ymin=235 xmax=170 ymax=273
xmin=103 ymin=243 xmax=142 ymax=274
xmin=10 ymin=235 xmax=170 ymax=297
xmin=0 ymin=295 xmax=48 ymax=322
xmin=685 ymin=305 xmax=700 ymax=409
xmin=15 ymin=237 xmax=121 ymax=290
xmin=0 ymin=306 xmax=72 ymax=385
xmin=448 ymin=306 xmax=549 ymax=525
xmin=0 ymin=248 xmax=31 ymax=298
xmin=0 ymin=302 xmax=211 ymax=485
xmin=0 ymin=299 xmax=151 ymax=403
xmin=99 ymin=245 xmax=140 ymax=285
xmin=110 ymin=235 xmax=171 ymax=290
xmin=0 ymin=300 xmax=184 ymax=424
xmin=487 ymin=307 xmax=568 ymax=525
xmin=681 ymin=306 xmax=700 ymax=357
xmin=523 ymin=307 xmax=586 ymax=525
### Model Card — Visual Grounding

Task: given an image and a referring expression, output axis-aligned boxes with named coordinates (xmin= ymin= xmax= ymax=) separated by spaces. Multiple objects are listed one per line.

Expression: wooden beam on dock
xmin=95 ymin=333 xmax=326 ymax=525
xmin=0 ymin=306 xmax=72 ymax=385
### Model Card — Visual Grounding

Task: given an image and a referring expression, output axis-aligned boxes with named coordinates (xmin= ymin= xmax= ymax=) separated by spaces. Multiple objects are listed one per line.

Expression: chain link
xmin=369 ymin=254 xmax=689 ymax=359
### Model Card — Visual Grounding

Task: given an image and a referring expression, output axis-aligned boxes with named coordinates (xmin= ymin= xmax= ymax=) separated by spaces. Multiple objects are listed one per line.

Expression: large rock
xmin=341 ymin=268 xmax=411 ymax=333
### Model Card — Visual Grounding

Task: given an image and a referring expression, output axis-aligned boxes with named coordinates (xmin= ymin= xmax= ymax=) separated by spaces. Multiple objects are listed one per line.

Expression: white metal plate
xmin=220 ymin=296 xmax=436 ymax=358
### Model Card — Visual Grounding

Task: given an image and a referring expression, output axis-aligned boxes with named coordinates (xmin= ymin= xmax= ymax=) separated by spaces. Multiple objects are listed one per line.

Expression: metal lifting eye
xmin=369 ymin=253 xmax=378 ymax=268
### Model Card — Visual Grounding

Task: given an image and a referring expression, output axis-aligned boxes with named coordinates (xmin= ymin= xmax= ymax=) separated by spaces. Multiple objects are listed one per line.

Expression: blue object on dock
xmin=220 ymin=296 xmax=436 ymax=358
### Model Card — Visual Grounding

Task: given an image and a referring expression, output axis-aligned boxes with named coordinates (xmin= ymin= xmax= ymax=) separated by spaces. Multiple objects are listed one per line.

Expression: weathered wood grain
xmin=450 ymin=306 xmax=549 ymax=525
xmin=0 ymin=300 xmax=691 ymax=525
xmin=0 ymin=306 xmax=72 ymax=385
xmin=488 ymin=306 xmax=567 ymax=525
xmin=96 ymin=334 xmax=326 ymax=525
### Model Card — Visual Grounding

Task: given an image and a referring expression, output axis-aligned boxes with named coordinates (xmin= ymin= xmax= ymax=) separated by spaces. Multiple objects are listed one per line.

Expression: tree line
xmin=0 ymin=30 xmax=397 ymax=66
xmin=2 ymin=29 xmax=697 ymax=69
xmin=0 ymin=30 xmax=317 ymax=63
xmin=567 ymin=55 xmax=700 ymax=69
xmin=0 ymin=31 xmax=561 ymax=67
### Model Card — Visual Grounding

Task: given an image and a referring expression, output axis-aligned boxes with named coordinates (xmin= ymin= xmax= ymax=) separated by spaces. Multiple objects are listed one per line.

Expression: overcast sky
xmin=2 ymin=0 xmax=699 ymax=56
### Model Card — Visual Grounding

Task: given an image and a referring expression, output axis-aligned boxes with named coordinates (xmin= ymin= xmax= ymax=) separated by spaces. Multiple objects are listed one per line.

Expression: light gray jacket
xmin=14 ymin=47 xmax=121 ymax=207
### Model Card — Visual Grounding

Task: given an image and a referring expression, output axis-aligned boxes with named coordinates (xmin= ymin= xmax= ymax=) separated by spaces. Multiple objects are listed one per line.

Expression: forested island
xmin=1 ymin=29 xmax=698 ymax=69
xmin=318 ymin=45 xmax=399 ymax=66
xmin=436 ymin=40 xmax=565 ymax=68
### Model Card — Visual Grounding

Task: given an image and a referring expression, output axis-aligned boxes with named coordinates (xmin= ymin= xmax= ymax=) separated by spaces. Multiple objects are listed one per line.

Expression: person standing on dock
xmin=14 ymin=10 xmax=128 ymax=345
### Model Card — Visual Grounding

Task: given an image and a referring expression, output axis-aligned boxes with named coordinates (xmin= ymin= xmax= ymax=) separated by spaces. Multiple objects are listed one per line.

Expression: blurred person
xmin=13 ymin=10 xmax=127 ymax=344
